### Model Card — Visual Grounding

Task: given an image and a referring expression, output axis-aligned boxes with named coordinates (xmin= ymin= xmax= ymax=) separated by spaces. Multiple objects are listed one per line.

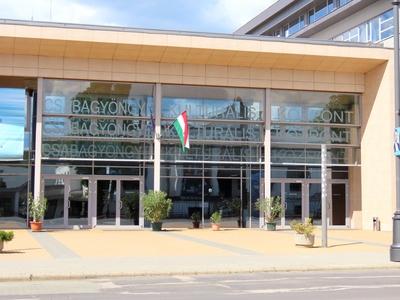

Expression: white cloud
xmin=203 ymin=0 xmax=278 ymax=32
xmin=0 ymin=0 xmax=112 ymax=25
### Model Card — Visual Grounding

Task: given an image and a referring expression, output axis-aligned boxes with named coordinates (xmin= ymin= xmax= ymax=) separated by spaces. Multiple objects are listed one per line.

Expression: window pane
xmin=162 ymin=85 xmax=264 ymax=121
xmin=0 ymin=88 xmax=26 ymax=160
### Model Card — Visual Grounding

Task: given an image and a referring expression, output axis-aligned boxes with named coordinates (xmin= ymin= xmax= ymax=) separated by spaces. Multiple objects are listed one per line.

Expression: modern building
xmin=235 ymin=0 xmax=394 ymax=46
xmin=0 ymin=18 xmax=395 ymax=231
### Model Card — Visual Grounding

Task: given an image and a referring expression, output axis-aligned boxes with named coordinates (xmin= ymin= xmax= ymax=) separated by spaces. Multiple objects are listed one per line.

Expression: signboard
xmin=395 ymin=128 xmax=400 ymax=157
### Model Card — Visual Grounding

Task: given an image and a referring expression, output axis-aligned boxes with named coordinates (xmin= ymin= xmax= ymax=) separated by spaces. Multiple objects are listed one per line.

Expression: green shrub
xmin=210 ymin=211 xmax=221 ymax=224
xmin=28 ymin=193 xmax=47 ymax=222
xmin=290 ymin=218 xmax=314 ymax=236
xmin=143 ymin=191 xmax=172 ymax=223
xmin=0 ymin=231 xmax=14 ymax=242
xmin=255 ymin=197 xmax=283 ymax=223
xmin=191 ymin=211 xmax=201 ymax=222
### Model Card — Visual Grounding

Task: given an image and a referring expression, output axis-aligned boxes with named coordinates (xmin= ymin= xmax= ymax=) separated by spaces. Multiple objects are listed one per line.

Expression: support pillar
xmin=262 ymin=89 xmax=271 ymax=228
xmin=153 ymin=83 xmax=161 ymax=191
xmin=33 ymin=78 xmax=43 ymax=200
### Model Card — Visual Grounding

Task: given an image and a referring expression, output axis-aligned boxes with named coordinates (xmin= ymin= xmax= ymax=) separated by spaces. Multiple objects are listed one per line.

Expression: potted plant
xmin=28 ymin=193 xmax=47 ymax=232
xmin=210 ymin=211 xmax=222 ymax=231
xmin=255 ymin=196 xmax=283 ymax=231
xmin=191 ymin=211 xmax=201 ymax=229
xmin=0 ymin=231 xmax=14 ymax=252
xmin=143 ymin=190 xmax=172 ymax=231
xmin=290 ymin=218 xmax=315 ymax=247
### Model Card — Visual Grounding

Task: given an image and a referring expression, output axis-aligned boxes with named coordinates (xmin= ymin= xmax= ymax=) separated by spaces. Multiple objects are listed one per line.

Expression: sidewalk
xmin=0 ymin=228 xmax=399 ymax=281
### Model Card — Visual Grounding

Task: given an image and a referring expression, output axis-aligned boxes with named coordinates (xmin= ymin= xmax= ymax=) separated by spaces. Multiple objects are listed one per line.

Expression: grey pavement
xmin=1 ymin=269 xmax=400 ymax=299
xmin=0 ymin=251 xmax=399 ymax=281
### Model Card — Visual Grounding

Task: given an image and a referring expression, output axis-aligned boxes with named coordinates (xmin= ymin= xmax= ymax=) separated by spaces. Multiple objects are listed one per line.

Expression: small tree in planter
xmin=28 ymin=193 xmax=47 ymax=232
xmin=210 ymin=211 xmax=222 ymax=231
xmin=0 ymin=231 xmax=14 ymax=252
xmin=191 ymin=211 xmax=201 ymax=229
xmin=290 ymin=218 xmax=315 ymax=247
xmin=255 ymin=196 xmax=283 ymax=231
xmin=143 ymin=191 xmax=172 ymax=231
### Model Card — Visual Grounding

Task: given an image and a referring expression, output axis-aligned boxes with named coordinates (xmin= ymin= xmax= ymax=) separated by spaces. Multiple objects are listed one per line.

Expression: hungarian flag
xmin=172 ymin=111 xmax=190 ymax=151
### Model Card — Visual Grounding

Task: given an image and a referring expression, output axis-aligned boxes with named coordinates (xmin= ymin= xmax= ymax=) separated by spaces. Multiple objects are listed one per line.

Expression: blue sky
xmin=0 ymin=0 xmax=277 ymax=33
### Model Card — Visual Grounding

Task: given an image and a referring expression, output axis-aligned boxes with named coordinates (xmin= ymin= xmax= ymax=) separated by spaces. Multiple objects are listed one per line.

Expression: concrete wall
xmin=310 ymin=0 xmax=392 ymax=40
xmin=362 ymin=59 xmax=396 ymax=231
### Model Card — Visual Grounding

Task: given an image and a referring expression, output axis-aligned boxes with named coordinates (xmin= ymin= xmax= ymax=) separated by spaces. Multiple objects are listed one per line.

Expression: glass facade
xmin=42 ymin=80 xmax=154 ymax=160
xmin=267 ymin=0 xmax=353 ymax=38
xmin=160 ymin=85 xmax=264 ymax=228
xmin=271 ymin=90 xmax=360 ymax=165
xmin=334 ymin=9 xmax=394 ymax=43
xmin=0 ymin=78 xmax=360 ymax=229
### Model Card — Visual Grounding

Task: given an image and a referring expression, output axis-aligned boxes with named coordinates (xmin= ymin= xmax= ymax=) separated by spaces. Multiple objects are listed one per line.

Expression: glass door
xmin=96 ymin=180 xmax=117 ymax=226
xmin=120 ymin=180 xmax=140 ymax=226
xmin=284 ymin=182 xmax=303 ymax=225
xmin=308 ymin=183 xmax=322 ymax=225
xmin=94 ymin=177 xmax=143 ymax=227
xmin=67 ymin=178 xmax=90 ymax=226
xmin=271 ymin=182 xmax=282 ymax=226
xmin=332 ymin=183 xmax=346 ymax=225
xmin=43 ymin=178 xmax=65 ymax=227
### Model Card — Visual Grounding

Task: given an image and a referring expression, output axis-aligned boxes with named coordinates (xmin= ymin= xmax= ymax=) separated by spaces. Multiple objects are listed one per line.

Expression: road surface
xmin=1 ymin=269 xmax=400 ymax=299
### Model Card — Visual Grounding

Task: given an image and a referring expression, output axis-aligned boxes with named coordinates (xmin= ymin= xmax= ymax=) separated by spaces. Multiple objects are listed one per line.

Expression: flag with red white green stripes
xmin=172 ymin=111 xmax=189 ymax=151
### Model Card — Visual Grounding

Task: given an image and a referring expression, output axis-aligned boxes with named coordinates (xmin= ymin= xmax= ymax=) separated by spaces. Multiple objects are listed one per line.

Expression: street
xmin=1 ymin=269 xmax=400 ymax=299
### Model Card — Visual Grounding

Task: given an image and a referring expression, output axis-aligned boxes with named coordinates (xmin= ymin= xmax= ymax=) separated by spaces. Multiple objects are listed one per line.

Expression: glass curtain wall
xmin=270 ymin=90 xmax=361 ymax=165
xmin=0 ymin=88 xmax=33 ymax=228
xmin=160 ymin=85 xmax=264 ymax=228
xmin=42 ymin=80 xmax=154 ymax=161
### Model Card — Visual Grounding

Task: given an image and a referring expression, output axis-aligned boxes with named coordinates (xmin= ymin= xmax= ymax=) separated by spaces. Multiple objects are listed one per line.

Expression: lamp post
xmin=391 ymin=1 xmax=400 ymax=262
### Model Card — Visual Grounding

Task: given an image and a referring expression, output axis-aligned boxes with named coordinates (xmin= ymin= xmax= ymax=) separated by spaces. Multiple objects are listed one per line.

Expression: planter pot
xmin=0 ymin=240 xmax=3 ymax=252
xmin=30 ymin=221 xmax=43 ymax=232
xmin=265 ymin=222 xmax=276 ymax=231
xmin=151 ymin=222 xmax=163 ymax=231
xmin=294 ymin=233 xmax=315 ymax=247
xmin=192 ymin=221 xmax=200 ymax=229
xmin=211 ymin=223 xmax=220 ymax=231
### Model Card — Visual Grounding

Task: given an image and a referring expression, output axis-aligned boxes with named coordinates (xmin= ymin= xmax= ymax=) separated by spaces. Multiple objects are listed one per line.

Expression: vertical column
xmin=321 ymin=144 xmax=328 ymax=248
xmin=262 ymin=88 xmax=271 ymax=228
xmin=153 ymin=83 xmax=162 ymax=191
xmin=34 ymin=78 xmax=43 ymax=200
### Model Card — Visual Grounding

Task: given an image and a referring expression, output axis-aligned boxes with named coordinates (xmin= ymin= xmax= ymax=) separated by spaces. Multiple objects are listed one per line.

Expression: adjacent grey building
xmin=235 ymin=0 xmax=394 ymax=46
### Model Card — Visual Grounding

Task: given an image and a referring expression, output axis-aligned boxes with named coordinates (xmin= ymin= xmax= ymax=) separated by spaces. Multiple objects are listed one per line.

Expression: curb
xmin=1 ymin=264 xmax=400 ymax=282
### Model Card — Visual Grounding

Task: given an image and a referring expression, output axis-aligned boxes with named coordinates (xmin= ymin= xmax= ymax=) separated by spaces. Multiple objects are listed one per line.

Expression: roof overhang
xmin=0 ymin=19 xmax=392 ymax=73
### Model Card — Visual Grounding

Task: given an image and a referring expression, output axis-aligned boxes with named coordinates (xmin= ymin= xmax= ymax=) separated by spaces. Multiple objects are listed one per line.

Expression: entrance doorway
xmin=43 ymin=176 xmax=144 ymax=228
xmin=270 ymin=180 xmax=348 ymax=227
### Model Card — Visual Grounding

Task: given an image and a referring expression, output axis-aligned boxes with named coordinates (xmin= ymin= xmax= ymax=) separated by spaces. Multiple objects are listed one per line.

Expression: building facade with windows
xmin=235 ymin=0 xmax=394 ymax=46
xmin=0 ymin=19 xmax=395 ymax=231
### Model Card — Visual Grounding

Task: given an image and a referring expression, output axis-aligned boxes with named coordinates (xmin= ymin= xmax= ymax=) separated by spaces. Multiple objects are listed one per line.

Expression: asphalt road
xmin=1 ymin=269 xmax=400 ymax=299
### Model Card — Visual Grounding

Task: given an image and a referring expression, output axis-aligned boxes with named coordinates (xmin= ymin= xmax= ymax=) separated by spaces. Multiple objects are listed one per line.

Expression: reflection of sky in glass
xmin=0 ymin=88 xmax=26 ymax=160
xmin=284 ymin=106 xmax=302 ymax=122
xmin=162 ymin=97 xmax=261 ymax=120
xmin=307 ymin=107 xmax=323 ymax=122
xmin=0 ymin=88 xmax=25 ymax=125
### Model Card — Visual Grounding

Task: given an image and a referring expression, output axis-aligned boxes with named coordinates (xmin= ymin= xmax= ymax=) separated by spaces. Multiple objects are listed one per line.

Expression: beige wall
xmin=362 ymin=60 xmax=396 ymax=231
xmin=310 ymin=0 xmax=392 ymax=40
xmin=0 ymin=54 xmax=366 ymax=93
xmin=349 ymin=166 xmax=362 ymax=229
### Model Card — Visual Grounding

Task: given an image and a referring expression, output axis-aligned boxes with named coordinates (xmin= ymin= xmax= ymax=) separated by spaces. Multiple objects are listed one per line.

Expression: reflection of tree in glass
xmin=121 ymin=192 xmax=139 ymax=224
xmin=312 ymin=94 xmax=355 ymax=145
